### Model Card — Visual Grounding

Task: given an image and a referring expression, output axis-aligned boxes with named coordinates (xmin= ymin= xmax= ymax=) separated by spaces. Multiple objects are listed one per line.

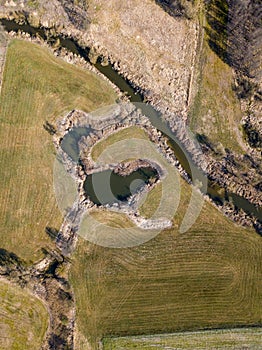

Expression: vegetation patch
xmin=139 ymin=182 xmax=163 ymax=219
xmin=0 ymin=280 xmax=48 ymax=350
xmin=89 ymin=209 xmax=135 ymax=229
xmin=91 ymin=126 xmax=148 ymax=161
xmin=190 ymin=1 xmax=244 ymax=154
xmin=0 ymin=39 xmax=116 ymax=263
xmin=103 ymin=327 xmax=262 ymax=349
xmin=190 ymin=39 xmax=244 ymax=153
xmin=154 ymin=0 xmax=197 ymax=19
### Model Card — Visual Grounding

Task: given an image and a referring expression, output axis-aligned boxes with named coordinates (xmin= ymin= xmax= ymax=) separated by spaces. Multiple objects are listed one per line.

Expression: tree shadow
xmin=43 ymin=121 xmax=56 ymax=135
xmin=154 ymin=0 xmax=196 ymax=19
xmin=242 ymin=122 xmax=262 ymax=149
xmin=154 ymin=0 xmax=232 ymax=65
xmin=0 ymin=248 xmax=24 ymax=267
xmin=61 ymin=0 xmax=90 ymax=30
xmin=205 ymin=0 xmax=262 ymax=79
xmin=155 ymin=0 xmax=186 ymax=18
xmin=196 ymin=133 xmax=217 ymax=154
xmin=45 ymin=226 xmax=59 ymax=241
xmin=205 ymin=0 xmax=230 ymax=65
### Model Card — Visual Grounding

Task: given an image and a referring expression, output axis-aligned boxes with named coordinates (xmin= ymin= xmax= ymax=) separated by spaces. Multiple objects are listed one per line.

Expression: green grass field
xmin=89 ymin=209 xmax=135 ymax=228
xmin=190 ymin=1 xmax=244 ymax=154
xmin=1 ymin=37 xmax=260 ymax=350
xmin=103 ymin=328 xmax=262 ymax=349
xmin=91 ymin=126 xmax=148 ymax=161
xmin=70 ymin=127 xmax=262 ymax=348
xmin=0 ymin=280 xmax=48 ymax=349
xmin=0 ymin=39 xmax=116 ymax=263
xmin=139 ymin=182 xmax=163 ymax=219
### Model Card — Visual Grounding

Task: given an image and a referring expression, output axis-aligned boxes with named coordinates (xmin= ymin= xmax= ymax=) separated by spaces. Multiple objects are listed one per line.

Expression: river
xmin=84 ymin=167 xmax=158 ymax=205
xmin=1 ymin=18 xmax=261 ymax=225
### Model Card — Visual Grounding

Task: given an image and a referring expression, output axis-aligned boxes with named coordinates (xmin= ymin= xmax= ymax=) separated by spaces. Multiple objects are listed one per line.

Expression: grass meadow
xmin=189 ymin=0 xmax=244 ymax=154
xmin=0 ymin=280 xmax=48 ymax=349
xmin=0 ymin=38 xmax=261 ymax=350
xmin=71 ymin=128 xmax=262 ymax=348
xmin=0 ymin=39 xmax=116 ymax=263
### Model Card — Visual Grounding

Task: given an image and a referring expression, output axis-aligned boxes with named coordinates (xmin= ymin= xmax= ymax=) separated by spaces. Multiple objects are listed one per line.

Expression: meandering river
xmin=1 ymin=19 xmax=261 ymax=224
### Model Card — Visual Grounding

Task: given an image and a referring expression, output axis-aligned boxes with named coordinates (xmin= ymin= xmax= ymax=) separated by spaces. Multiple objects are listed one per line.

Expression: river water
xmin=1 ymin=19 xmax=261 ymax=223
xmin=84 ymin=167 xmax=158 ymax=205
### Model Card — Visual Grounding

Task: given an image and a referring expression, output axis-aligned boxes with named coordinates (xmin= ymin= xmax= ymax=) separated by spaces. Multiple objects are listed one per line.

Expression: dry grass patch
xmin=87 ymin=0 xmax=197 ymax=116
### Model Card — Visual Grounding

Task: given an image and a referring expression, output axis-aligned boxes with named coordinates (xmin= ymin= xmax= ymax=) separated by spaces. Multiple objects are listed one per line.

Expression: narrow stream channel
xmin=1 ymin=19 xmax=261 ymax=224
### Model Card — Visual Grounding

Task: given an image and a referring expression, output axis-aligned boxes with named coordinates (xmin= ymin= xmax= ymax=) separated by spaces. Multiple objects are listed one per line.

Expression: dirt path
xmin=0 ymin=25 xmax=7 ymax=95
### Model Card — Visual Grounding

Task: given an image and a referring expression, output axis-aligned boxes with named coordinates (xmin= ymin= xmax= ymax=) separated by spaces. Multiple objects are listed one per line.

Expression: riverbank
xmin=54 ymin=104 xmax=260 ymax=251
xmin=53 ymin=104 xmax=178 ymax=251
xmin=1 ymin=21 xmax=260 ymax=236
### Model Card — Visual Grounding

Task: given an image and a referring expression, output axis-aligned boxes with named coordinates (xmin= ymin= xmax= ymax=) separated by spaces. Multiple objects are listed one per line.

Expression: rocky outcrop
xmin=155 ymin=0 xmax=197 ymax=19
